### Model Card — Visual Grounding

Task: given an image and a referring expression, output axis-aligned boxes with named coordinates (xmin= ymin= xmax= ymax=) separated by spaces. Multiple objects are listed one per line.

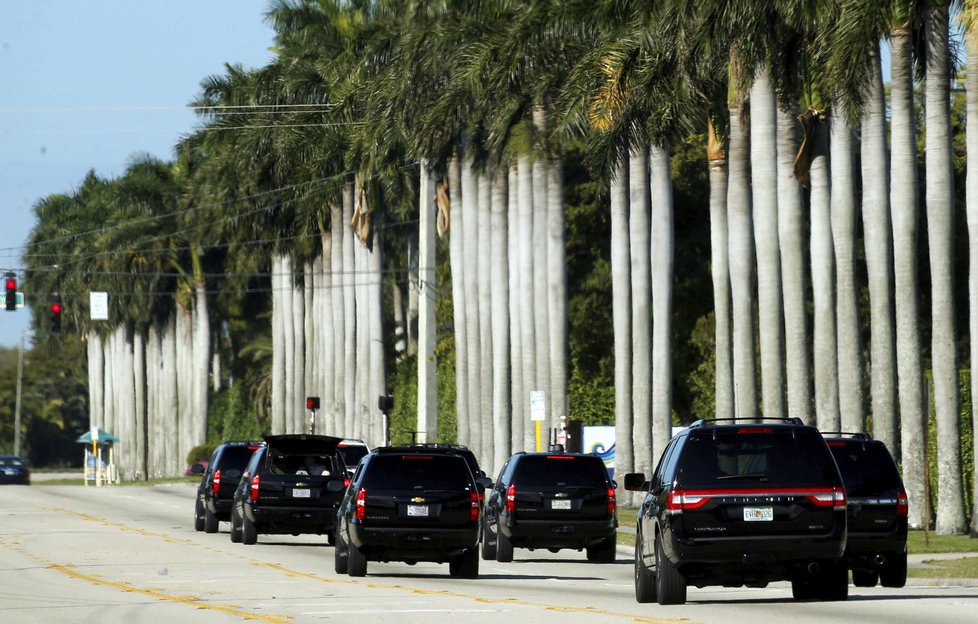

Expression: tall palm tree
xmin=965 ymin=0 xmax=978 ymax=537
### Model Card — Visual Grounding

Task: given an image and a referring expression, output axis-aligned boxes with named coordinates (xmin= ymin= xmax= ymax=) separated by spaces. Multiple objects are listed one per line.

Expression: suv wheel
xmin=634 ymin=535 xmax=656 ymax=603
xmin=449 ymin=547 xmax=480 ymax=579
xmin=586 ymin=535 xmax=617 ymax=563
xmin=879 ymin=552 xmax=907 ymax=588
xmin=334 ymin=529 xmax=348 ymax=574
xmin=817 ymin=561 xmax=849 ymax=601
xmin=655 ymin=533 xmax=686 ymax=605
xmin=851 ymin=569 xmax=878 ymax=587
xmin=495 ymin=529 xmax=514 ymax=563
xmin=481 ymin=518 xmax=497 ymax=560
xmin=229 ymin=507 xmax=242 ymax=543
xmin=203 ymin=507 xmax=219 ymax=534
xmin=241 ymin=515 xmax=258 ymax=545
xmin=347 ymin=543 xmax=368 ymax=577
xmin=194 ymin=499 xmax=205 ymax=532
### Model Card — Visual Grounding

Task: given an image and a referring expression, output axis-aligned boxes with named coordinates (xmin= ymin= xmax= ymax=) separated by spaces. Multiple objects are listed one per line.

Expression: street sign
xmin=90 ymin=292 xmax=108 ymax=320
xmin=529 ymin=390 xmax=546 ymax=421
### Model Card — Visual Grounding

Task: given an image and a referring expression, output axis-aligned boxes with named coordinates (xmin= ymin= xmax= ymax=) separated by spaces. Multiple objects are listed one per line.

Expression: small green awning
xmin=76 ymin=428 xmax=120 ymax=444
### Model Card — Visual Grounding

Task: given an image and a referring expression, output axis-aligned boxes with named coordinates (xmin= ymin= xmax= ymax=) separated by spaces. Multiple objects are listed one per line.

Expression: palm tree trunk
xmin=532 ymin=153 xmax=552 ymax=440
xmin=727 ymin=102 xmax=757 ymax=421
xmin=830 ymin=113 xmax=864 ymax=433
xmin=650 ymin=141 xmax=674 ymax=465
xmin=322 ymin=229 xmax=336 ymax=433
xmin=966 ymin=16 xmax=978 ymax=537
xmin=462 ymin=155 xmax=482 ymax=453
xmin=925 ymin=5 xmax=966 ymax=534
xmin=892 ymin=22 xmax=927 ymax=530
xmin=750 ymin=68 xmax=785 ymax=419
xmin=448 ymin=154 xmax=469 ymax=446
xmin=629 ymin=144 xmax=653 ymax=474
xmin=490 ymin=168 xmax=511 ymax=473
xmin=292 ymin=267 xmax=305 ymax=434
xmin=271 ymin=254 xmax=286 ymax=435
xmin=342 ymin=184 xmax=357 ymax=439
xmin=478 ymin=172 xmax=493 ymax=465
xmin=507 ymin=163 xmax=524 ymax=453
xmin=547 ymin=157 xmax=568 ymax=446
xmin=861 ymin=45 xmax=897 ymax=452
xmin=611 ymin=158 xmax=633 ymax=482
xmin=368 ymin=211 xmax=386 ymax=446
xmin=809 ymin=112 xmax=840 ymax=432
xmin=133 ymin=329 xmax=146 ymax=480
xmin=193 ymin=279 xmax=210 ymax=448
xmin=417 ymin=161 xmax=438 ymax=443
xmin=87 ymin=333 xmax=104 ymax=433
xmin=163 ymin=313 xmax=179 ymax=475
xmin=708 ymin=117 xmax=734 ymax=420
xmin=518 ymin=155 xmax=536 ymax=451
xmin=777 ymin=103 xmax=812 ymax=424
xmin=177 ymin=304 xmax=194 ymax=471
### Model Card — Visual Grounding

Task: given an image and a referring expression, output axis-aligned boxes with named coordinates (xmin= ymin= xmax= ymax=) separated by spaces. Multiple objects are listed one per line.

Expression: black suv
xmin=822 ymin=432 xmax=908 ymax=588
xmin=229 ymin=434 xmax=348 ymax=545
xmin=482 ymin=449 xmax=617 ymax=563
xmin=192 ymin=441 xmax=263 ymax=533
xmin=624 ymin=418 xmax=848 ymax=604
xmin=333 ymin=446 xmax=487 ymax=578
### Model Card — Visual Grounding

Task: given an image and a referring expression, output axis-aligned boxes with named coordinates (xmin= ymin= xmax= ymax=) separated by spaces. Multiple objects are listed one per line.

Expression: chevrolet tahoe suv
xmin=193 ymin=441 xmax=263 ymax=533
xmin=624 ymin=418 xmax=848 ymax=604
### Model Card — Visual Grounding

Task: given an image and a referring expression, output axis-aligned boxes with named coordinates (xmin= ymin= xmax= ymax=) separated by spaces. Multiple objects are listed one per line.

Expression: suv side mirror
xmin=623 ymin=472 xmax=648 ymax=492
xmin=476 ymin=476 xmax=493 ymax=491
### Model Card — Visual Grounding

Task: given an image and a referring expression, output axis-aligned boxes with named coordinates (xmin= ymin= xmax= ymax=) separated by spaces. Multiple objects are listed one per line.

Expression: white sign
xmin=90 ymin=425 xmax=99 ymax=443
xmin=90 ymin=292 xmax=109 ymax=320
xmin=529 ymin=390 xmax=546 ymax=421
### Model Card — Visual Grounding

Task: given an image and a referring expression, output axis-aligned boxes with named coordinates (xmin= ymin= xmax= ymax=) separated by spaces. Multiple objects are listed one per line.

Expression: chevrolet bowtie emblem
xmin=411 ymin=497 xmax=426 ymax=503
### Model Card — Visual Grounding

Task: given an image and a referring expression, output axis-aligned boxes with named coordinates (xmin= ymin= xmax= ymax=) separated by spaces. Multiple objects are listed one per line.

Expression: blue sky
xmin=0 ymin=1 xmax=275 ymax=348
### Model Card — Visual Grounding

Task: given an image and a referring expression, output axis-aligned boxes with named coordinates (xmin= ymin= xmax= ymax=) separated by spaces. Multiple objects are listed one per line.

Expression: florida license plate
xmin=743 ymin=506 xmax=774 ymax=521
xmin=407 ymin=504 xmax=429 ymax=517
xmin=550 ymin=499 xmax=571 ymax=510
xmin=292 ymin=488 xmax=311 ymax=498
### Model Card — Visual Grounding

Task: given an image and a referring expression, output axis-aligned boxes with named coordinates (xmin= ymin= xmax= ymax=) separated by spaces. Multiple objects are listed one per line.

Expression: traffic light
xmin=306 ymin=396 xmax=320 ymax=410
xmin=50 ymin=294 xmax=62 ymax=332
xmin=4 ymin=272 xmax=15 ymax=311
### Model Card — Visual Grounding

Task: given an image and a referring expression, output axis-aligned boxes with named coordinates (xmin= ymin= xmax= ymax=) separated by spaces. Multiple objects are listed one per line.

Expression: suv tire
xmin=586 ymin=535 xmax=616 ymax=563
xmin=495 ymin=530 xmax=514 ymax=563
xmin=449 ymin=547 xmax=480 ymax=579
xmin=242 ymin=515 xmax=258 ymax=545
xmin=635 ymin=536 xmax=656 ymax=603
xmin=334 ymin=530 xmax=348 ymax=574
xmin=817 ymin=561 xmax=849 ymax=601
xmin=230 ymin=507 xmax=243 ymax=543
xmin=655 ymin=533 xmax=686 ymax=605
xmin=204 ymin=507 xmax=219 ymax=534
xmin=481 ymin=519 xmax=497 ymax=560
xmin=880 ymin=552 xmax=907 ymax=588
xmin=194 ymin=499 xmax=205 ymax=532
xmin=348 ymin=543 xmax=368 ymax=577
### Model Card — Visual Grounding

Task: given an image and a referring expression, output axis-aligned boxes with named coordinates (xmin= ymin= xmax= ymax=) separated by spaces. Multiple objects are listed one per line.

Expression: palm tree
xmin=965 ymin=0 xmax=978 ymax=537
xmin=924 ymin=3 xmax=966 ymax=534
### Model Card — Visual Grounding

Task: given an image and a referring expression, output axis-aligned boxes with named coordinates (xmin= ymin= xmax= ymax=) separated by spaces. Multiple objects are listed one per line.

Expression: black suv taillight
xmin=249 ymin=474 xmax=260 ymax=502
xmin=212 ymin=469 xmax=222 ymax=496
xmin=355 ymin=488 xmax=367 ymax=521
xmin=505 ymin=484 xmax=516 ymax=514
xmin=469 ymin=490 xmax=480 ymax=523
xmin=607 ymin=486 xmax=617 ymax=515
xmin=896 ymin=491 xmax=909 ymax=517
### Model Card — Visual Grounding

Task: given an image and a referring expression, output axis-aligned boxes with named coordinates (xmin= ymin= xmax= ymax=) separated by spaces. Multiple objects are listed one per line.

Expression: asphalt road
xmin=1 ymin=482 xmax=976 ymax=624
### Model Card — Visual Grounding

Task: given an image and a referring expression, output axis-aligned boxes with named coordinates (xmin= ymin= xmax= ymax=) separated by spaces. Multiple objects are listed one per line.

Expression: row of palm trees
xmin=21 ymin=1 xmax=978 ymax=534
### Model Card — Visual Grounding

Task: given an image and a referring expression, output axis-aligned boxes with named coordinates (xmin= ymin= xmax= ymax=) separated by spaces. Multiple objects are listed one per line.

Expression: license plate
xmin=744 ymin=506 xmax=774 ymax=522
xmin=292 ymin=488 xmax=311 ymax=498
xmin=550 ymin=499 xmax=572 ymax=510
xmin=2 ymin=469 xmax=14 ymax=475
xmin=407 ymin=504 xmax=429 ymax=517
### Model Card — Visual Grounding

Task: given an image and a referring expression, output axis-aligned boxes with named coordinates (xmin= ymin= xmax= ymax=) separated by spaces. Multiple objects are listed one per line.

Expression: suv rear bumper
xmin=244 ymin=503 xmax=338 ymax=533
xmin=204 ymin=496 xmax=234 ymax=519
xmin=500 ymin=516 xmax=616 ymax=549
xmin=844 ymin=524 xmax=908 ymax=569
xmin=349 ymin=523 xmax=479 ymax=560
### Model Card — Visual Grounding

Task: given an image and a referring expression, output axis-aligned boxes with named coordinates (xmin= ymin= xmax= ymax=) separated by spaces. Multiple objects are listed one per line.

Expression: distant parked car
xmin=482 ymin=449 xmax=617 ymax=563
xmin=337 ymin=440 xmax=369 ymax=476
xmin=0 ymin=455 xmax=30 ymax=485
xmin=192 ymin=441 xmax=264 ymax=533
xmin=822 ymin=431 xmax=908 ymax=588
xmin=230 ymin=434 xmax=348 ymax=545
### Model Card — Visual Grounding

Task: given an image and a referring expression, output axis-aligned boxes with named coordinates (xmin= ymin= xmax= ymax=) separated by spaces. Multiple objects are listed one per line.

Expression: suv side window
xmin=654 ymin=437 xmax=682 ymax=491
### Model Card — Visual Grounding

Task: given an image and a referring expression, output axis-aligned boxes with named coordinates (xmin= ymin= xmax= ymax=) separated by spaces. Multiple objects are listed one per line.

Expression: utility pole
xmin=14 ymin=331 xmax=25 ymax=456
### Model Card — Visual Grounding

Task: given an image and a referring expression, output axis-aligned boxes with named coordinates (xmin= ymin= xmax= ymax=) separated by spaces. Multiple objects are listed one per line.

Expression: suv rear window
xmin=828 ymin=442 xmax=902 ymax=497
xmin=362 ymin=455 xmax=471 ymax=490
xmin=679 ymin=428 xmax=839 ymax=488
xmin=512 ymin=455 xmax=608 ymax=487
xmin=218 ymin=446 xmax=259 ymax=466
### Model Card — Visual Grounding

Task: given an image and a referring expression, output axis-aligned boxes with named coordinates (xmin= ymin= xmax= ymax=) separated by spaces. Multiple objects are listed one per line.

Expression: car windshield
xmin=679 ymin=428 xmax=839 ymax=488
xmin=362 ymin=455 xmax=471 ymax=490
xmin=512 ymin=455 xmax=608 ymax=488
xmin=828 ymin=442 xmax=902 ymax=497
xmin=338 ymin=444 xmax=368 ymax=468
xmin=0 ymin=456 xmax=25 ymax=467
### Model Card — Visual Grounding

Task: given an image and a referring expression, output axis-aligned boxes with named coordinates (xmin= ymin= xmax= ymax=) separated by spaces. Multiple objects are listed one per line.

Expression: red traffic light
xmin=4 ymin=278 xmax=15 ymax=290
xmin=51 ymin=302 xmax=62 ymax=314
xmin=306 ymin=396 xmax=320 ymax=410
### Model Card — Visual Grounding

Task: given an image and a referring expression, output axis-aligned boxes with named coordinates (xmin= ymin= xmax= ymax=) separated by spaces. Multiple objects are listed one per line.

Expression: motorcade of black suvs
xmin=624 ymin=418 xmax=849 ymax=605
xmin=192 ymin=441 xmax=264 ymax=533
xmin=337 ymin=439 xmax=369 ymax=477
xmin=229 ymin=434 xmax=348 ymax=545
xmin=481 ymin=448 xmax=618 ymax=563
xmin=822 ymin=431 xmax=908 ymax=588
xmin=0 ymin=454 xmax=30 ymax=485
xmin=333 ymin=445 xmax=488 ymax=578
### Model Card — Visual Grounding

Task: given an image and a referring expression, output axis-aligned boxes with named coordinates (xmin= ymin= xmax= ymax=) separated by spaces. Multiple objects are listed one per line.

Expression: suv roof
xmin=378 ymin=443 xmax=485 ymax=479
